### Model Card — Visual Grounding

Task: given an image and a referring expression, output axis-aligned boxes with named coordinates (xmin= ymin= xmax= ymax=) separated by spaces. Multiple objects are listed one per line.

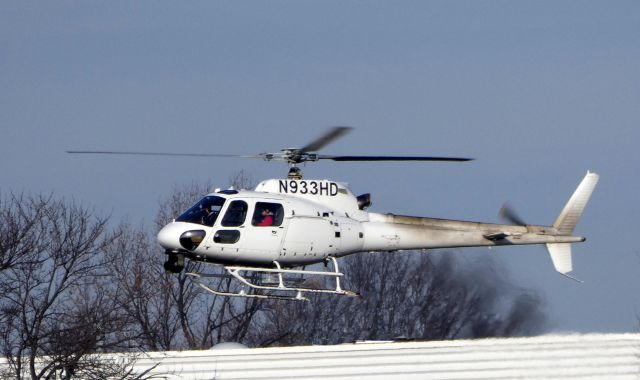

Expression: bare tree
xmin=136 ymin=173 xmax=546 ymax=348
xmin=250 ymin=251 xmax=546 ymax=346
xmin=0 ymin=193 xmax=49 ymax=276
xmin=0 ymin=194 xmax=155 ymax=379
xmin=105 ymin=175 xmax=266 ymax=350
xmin=11 ymin=169 xmax=546 ymax=358
xmin=104 ymin=222 xmax=180 ymax=351
xmin=228 ymin=170 xmax=255 ymax=191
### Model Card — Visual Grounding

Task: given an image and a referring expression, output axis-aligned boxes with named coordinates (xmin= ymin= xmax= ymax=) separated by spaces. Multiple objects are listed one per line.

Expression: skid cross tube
xmin=226 ymin=258 xmax=356 ymax=296
xmin=186 ymin=257 xmax=359 ymax=301
xmin=187 ymin=272 xmax=307 ymax=301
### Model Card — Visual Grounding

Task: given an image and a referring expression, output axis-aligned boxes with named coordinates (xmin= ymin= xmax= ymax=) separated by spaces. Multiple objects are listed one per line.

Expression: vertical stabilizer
xmin=546 ymin=171 xmax=598 ymax=280
xmin=547 ymin=243 xmax=572 ymax=274
xmin=553 ymin=171 xmax=599 ymax=235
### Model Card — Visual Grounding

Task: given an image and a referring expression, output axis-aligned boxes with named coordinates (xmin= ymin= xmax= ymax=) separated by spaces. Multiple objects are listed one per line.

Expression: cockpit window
xmin=176 ymin=196 xmax=225 ymax=227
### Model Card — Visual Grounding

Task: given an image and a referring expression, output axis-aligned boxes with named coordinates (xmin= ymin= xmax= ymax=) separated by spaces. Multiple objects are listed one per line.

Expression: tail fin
xmin=546 ymin=243 xmax=577 ymax=279
xmin=553 ymin=171 xmax=600 ymax=235
xmin=546 ymin=171 xmax=599 ymax=279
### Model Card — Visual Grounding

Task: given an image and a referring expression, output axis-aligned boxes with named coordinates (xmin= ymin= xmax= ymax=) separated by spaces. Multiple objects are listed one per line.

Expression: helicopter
xmin=68 ymin=127 xmax=599 ymax=301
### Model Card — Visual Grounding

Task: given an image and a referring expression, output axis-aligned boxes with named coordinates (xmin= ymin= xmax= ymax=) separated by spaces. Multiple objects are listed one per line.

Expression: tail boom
xmin=361 ymin=171 xmax=598 ymax=279
xmin=361 ymin=214 xmax=583 ymax=252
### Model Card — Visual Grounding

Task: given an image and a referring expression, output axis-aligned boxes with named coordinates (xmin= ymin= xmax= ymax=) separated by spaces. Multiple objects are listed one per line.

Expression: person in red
xmin=256 ymin=209 xmax=273 ymax=226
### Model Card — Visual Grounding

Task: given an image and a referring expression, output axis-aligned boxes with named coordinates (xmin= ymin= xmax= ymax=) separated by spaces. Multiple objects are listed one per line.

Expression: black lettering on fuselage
xmin=279 ymin=180 xmax=288 ymax=193
xmin=278 ymin=180 xmax=339 ymax=197
xmin=330 ymin=182 xmax=338 ymax=196
xmin=319 ymin=181 xmax=329 ymax=195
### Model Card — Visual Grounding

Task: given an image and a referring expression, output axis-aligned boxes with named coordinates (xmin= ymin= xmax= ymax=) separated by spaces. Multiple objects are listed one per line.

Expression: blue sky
xmin=1 ymin=1 xmax=639 ymax=333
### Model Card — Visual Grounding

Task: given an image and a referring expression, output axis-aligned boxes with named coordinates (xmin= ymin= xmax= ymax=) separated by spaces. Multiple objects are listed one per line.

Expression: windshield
xmin=175 ymin=196 xmax=226 ymax=227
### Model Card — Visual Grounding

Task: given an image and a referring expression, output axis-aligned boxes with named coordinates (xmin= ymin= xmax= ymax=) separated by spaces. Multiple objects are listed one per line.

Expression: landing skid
xmin=186 ymin=257 xmax=359 ymax=301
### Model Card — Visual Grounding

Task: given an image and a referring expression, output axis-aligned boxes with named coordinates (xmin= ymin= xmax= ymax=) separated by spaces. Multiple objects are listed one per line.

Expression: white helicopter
xmin=68 ymin=127 xmax=599 ymax=301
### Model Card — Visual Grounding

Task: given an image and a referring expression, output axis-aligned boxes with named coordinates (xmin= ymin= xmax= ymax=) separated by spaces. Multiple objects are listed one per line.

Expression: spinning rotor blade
xmin=499 ymin=202 xmax=527 ymax=226
xmin=298 ymin=126 xmax=353 ymax=153
xmin=321 ymin=155 xmax=473 ymax=162
xmin=66 ymin=150 xmax=259 ymax=159
xmin=67 ymin=127 xmax=474 ymax=171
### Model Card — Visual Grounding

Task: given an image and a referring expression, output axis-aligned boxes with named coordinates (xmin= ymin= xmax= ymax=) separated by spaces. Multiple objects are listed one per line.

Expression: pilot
xmin=256 ymin=208 xmax=274 ymax=226
xmin=202 ymin=205 xmax=216 ymax=226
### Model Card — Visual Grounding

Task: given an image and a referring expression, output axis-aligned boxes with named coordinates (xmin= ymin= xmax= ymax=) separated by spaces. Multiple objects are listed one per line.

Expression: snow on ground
xmin=127 ymin=333 xmax=640 ymax=380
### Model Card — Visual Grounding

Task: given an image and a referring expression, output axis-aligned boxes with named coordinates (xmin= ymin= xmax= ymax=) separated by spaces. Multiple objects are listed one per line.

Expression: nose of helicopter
xmin=158 ymin=222 xmax=207 ymax=251
xmin=157 ymin=222 xmax=186 ymax=250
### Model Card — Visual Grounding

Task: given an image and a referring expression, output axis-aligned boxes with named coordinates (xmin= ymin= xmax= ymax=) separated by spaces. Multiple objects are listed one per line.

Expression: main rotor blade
xmin=320 ymin=155 xmax=474 ymax=162
xmin=298 ymin=126 xmax=353 ymax=153
xmin=66 ymin=150 xmax=258 ymax=159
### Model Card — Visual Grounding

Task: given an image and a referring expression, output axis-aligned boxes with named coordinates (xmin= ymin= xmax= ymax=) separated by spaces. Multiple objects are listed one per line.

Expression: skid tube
xmin=186 ymin=257 xmax=359 ymax=301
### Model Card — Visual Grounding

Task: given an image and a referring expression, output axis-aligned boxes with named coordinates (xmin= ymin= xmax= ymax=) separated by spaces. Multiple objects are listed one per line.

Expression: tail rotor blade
xmin=499 ymin=202 xmax=527 ymax=226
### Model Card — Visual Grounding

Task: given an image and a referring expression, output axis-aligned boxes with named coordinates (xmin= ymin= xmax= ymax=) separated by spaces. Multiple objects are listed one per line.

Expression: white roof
xmin=129 ymin=333 xmax=640 ymax=380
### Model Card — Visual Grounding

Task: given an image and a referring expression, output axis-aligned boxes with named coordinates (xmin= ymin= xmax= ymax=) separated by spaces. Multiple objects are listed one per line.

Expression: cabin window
xmin=252 ymin=202 xmax=284 ymax=227
xmin=213 ymin=230 xmax=240 ymax=244
xmin=221 ymin=200 xmax=248 ymax=227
